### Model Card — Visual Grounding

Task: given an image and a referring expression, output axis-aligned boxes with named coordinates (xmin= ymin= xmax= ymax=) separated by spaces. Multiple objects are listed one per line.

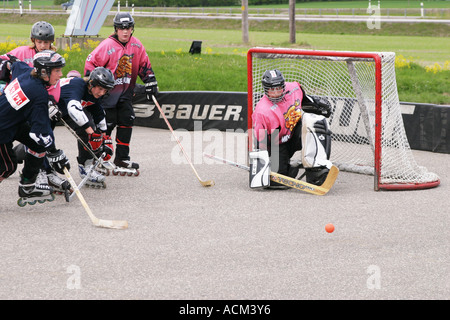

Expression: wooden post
xmin=289 ymin=0 xmax=295 ymax=44
xmin=242 ymin=0 xmax=249 ymax=44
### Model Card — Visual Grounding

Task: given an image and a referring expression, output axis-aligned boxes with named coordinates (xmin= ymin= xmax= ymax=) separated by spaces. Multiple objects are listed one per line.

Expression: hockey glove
xmin=48 ymin=98 xmax=62 ymax=122
xmin=88 ymin=132 xmax=103 ymax=151
xmin=145 ymin=76 xmax=158 ymax=96
xmin=6 ymin=54 xmax=20 ymax=64
xmin=302 ymin=95 xmax=332 ymax=118
xmin=102 ymin=135 xmax=114 ymax=161
xmin=47 ymin=149 xmax=70 ymax=174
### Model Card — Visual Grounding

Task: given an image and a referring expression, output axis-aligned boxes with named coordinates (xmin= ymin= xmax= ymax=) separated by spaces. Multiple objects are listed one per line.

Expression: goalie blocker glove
xmin=249 ymin=150 xmax=271 ymax=188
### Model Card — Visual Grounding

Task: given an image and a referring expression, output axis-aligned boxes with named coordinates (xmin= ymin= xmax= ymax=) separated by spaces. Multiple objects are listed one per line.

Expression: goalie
xmin=251 ymin=69 xmax=333 ymax=188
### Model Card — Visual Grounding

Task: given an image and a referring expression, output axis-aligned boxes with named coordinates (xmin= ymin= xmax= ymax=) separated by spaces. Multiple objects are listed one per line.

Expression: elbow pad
xmin=67 ymin=100 xmax=89 ymax=127
xmin=96 ymin=118 xmax=107 ymax=132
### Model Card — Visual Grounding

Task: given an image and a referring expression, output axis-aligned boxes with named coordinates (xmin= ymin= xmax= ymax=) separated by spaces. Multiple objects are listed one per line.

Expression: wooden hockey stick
xmin=204 ymin=153 xmax=339 ymax=196
xmin=151 ymin=95 xmax=214 ymax=187
xmin=60 ymin=118 xmax=115 ymax=171
xmin=63 ymin=168 xmax=128 ymax=229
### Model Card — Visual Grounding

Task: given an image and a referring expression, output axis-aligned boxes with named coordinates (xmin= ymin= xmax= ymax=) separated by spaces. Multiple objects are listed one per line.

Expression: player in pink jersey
xmin=251 ymin=69 xmax=333 ymax=188
xmin=84 ymin=12 xmax=157 ymax=176
xmin=1 ymin=21 xmax=57 ymax=67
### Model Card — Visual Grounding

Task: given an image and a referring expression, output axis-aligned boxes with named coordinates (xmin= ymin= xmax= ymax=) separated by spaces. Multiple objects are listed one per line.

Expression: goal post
xmin=247 ymin=47 xmax=440 ymax=191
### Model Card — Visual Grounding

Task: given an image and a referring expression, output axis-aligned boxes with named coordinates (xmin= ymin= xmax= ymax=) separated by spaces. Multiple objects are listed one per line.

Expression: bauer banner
xmin=132 ymin=86 xmax=247 ymax=132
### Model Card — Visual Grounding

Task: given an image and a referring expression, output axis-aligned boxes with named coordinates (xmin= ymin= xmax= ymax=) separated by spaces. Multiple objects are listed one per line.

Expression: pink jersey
xmin=84 ymin=34 xmax=155 ymax=109
xmin=252 ymin=81 xmax=304 ymax=146
xmin=1 ymin=46 xmax=61 ymax=102
xmin=2 ymin=46 xmax=36 ymax=67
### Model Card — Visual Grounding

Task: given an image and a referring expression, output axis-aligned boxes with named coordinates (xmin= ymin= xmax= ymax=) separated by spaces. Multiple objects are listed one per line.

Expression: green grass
xmin=0 ymin=13 xmax=448 ymax=104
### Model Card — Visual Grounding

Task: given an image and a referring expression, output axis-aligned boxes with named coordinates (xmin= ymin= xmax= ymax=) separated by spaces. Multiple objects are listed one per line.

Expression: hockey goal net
xmin=247 ymin=47 xmax=440 ymax=191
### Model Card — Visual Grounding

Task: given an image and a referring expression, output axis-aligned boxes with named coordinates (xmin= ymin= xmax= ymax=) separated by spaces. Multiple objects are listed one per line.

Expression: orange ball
xmin=325 ymin=223 xmax=335 ymax=233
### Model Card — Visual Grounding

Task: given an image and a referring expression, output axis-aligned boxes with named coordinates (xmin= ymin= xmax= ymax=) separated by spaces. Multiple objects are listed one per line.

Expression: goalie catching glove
xmin=301 ymin=91 xmax=332 ymax=118
xmin=47 ymin=148 xmax=70 ymax=174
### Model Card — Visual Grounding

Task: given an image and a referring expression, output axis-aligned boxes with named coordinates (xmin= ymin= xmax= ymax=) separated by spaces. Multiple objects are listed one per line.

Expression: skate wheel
xmin=134 ymin=170 xmax=140 ymax=177
xmin=49 ymin=194 xmax=56 ymax=202
xmin=120 ymin=171 xmax=126 ymax=176
xmin=127 ymin=172 xmax=133 ymax=177
xmin=38 ymin=199 xmax=46 ymax=203
xmin=28 ymin=200 xmax=37 ymax=206
xmin=17 ymin=198 xmax=26 ymax=207
xmin=112 ymin=170 xmax=119 ymax=176
xmin=104 ymin=170 xmax=110 ymax=176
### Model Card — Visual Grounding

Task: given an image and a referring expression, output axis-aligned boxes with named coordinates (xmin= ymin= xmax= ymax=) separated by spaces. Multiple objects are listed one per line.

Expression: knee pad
xmin=301 ymin=112 xmax=332 ymax=169
xmin=13 ymin=143 xmax=26 ymax=164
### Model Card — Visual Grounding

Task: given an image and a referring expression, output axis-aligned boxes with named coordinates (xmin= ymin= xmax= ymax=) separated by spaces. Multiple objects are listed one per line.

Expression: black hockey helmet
xmin=89 ymin=67 xmax=115 ymax=90
xmin=30 ymin=21 xmax=55 ymax=41
xmin=261 ymin=69 xmax=286 ymax=103
xmin=113 ymin=12 xmax=135 ymax=30
xmin=33 ymin=50 xmax=65 ymax=80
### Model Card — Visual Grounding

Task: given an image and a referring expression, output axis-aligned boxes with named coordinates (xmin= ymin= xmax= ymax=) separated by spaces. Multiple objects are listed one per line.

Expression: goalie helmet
xmin=89 ymin=67 xmax=115 ymax=90
xmin=262 ymin=69 xmax=286 ymax=103
xmin=30 ymin=21 xmax=55 ymax=41
xmin=113 ymin=12 xmax=135 ymax=30
xmin=33 ymin=50 xmax=65 ymax=80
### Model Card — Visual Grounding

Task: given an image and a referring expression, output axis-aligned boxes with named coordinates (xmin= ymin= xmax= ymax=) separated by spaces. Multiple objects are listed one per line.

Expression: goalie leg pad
xmin=301 ymin=112 xmax=332 ymax=169
xmin=249 ymin=150 xmax=270 ymax=188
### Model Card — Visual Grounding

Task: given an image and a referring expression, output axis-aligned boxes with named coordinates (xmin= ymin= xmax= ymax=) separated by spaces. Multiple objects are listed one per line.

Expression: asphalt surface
xmin=0 ymin=126 xmax=448 ymax=300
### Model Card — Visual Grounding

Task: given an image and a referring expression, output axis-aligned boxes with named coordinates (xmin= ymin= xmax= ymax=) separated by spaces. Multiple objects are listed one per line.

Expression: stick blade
xmin=200 ymin=180 xmax=215 ymax=187
xmin=319 ymin=165 xmax=339 ymax=193
xmin=101 ymin=160 xmax=116 ymax=171
xmin=96 ymin=219 xmax=129 ymax=230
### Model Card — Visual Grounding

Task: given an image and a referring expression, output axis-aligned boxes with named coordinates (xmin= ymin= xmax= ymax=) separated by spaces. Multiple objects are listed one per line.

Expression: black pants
xmin=259 ymin=122 xmax=303 ymax=178
xmin=104 ymin=96 xmax=135 ymax=161
xmin=0 ymin=123 xmax=46 ymax=182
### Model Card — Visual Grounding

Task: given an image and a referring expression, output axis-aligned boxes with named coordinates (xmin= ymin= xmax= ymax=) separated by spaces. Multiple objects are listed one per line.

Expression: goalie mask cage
xmin=247 ymin=47 xmax=440 ymax=191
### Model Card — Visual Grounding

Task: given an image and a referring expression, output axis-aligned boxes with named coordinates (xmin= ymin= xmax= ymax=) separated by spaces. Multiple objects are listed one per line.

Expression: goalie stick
xmin=63 ymin=168 xmax=128 ymax=229
xmin=150 ymin=95 xmax=214 ymax=187
xmin=203 ymin=153 xmax=339 ymax=196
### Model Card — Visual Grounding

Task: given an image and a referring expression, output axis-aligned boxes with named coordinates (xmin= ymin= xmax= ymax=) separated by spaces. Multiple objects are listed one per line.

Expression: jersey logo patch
xmin=81 ymin=100 xmax=94 ymax=108
xmin=59 ymin=78 xmax=72 ymax=87
xmin=116 ymin=54 xmax=133 ymax=79
xmin=284 ymin=99 xmax=302 ymax=132
xmin=5 ymin=78 xmax=30 ymax=110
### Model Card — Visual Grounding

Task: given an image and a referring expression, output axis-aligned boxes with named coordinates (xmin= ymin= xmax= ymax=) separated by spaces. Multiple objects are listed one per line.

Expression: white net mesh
xmin=249 ymin=48 xmax=439 ymax=189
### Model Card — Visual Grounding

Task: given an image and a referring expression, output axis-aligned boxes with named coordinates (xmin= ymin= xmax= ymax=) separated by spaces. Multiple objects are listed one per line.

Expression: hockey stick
xmin=203 ymin=153 xmax=339 ymax=196
xmin=68 ymin=153 xmax=106 ymax=202
xmin=150 ymin=95 xmax=214 ymax=187
xmin=59 ymin=118 xmax=115 ymax=171
xmin=63 ymin=168 xmax=128 ymax=229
